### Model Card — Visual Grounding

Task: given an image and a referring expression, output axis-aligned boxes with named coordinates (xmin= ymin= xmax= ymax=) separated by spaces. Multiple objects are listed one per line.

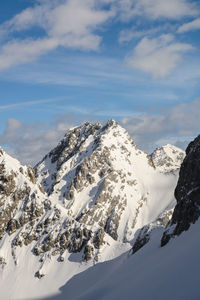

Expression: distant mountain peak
xmin=151 ymin=144 xmax=185 ymax=173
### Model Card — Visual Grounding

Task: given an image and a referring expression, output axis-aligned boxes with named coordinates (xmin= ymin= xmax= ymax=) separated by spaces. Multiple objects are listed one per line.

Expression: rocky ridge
xmin=35 ymin=120 xmax=183 ymax=245
xmin=0 ymin=147 xmax=46 ymax=265
xmin=0 ymin=147 xmax=107 ymax=275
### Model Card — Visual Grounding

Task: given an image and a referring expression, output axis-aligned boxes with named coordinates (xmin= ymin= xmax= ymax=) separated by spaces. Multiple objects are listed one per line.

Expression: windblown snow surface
xmin=45 ymin=219 xmax=200 ymax=300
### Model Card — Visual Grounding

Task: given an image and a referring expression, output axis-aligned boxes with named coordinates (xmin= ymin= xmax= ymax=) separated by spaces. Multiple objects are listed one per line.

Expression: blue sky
xmin=0 ymin=0 xmax=200 ymax=164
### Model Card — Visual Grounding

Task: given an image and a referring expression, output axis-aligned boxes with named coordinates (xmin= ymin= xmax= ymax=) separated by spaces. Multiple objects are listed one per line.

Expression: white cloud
xmin=1 ymin=1 xmax=114 ymax=38
xmin=120 ymin=98 xmax=200 ymax=152
xmin=0 ymin=0 xmax=197 ymax=71
xmin=0 ymin=38 xmax=60 ymax=71
xmin=134 ymin=0 xmax=197 ymax=19
xmin=115 ymin=0 xmax=198 ymax=21
xmin=118 ymin=27 xmax=158 ymax=43
xmin=0 ymin=0 xmax=115 ymax=71
xmin=177 ymin=18 xmax=200 ymax=33
xmin=0 ymin=115 xmax=81 ymax=165
xmin=118 ymin=24 xmax=177 ymax=44
xmin=2 ymin=99 xmax=200 ymax=165
xmin=0 ymin=98 xmax=60 ymax=110
xmin=125 ymin=34 xmax=194 ymax=78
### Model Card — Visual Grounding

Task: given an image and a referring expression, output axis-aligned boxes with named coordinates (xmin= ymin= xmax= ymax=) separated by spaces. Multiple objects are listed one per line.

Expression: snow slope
xmin=46 ymin=219 xmax=200 ymax=300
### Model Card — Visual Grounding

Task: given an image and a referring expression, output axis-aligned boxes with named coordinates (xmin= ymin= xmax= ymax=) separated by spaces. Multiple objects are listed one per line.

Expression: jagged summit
xmin=151 ymin=144 xmax=185 ymax=173
xmin=35 ymin=120 xmax=181 ymax=244
xmin=35 ymin=120 xmax=146 ymax=242
xmin=35 ymin=119 xmax=137 ymax=195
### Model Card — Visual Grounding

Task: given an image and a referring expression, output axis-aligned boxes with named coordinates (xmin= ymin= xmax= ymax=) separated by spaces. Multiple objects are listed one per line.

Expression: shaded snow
xmin=45 ymin=219 xmax=200 ymax=300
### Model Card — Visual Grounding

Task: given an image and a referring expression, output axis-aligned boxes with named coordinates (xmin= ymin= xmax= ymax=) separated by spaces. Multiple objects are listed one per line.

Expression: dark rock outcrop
xmin=161 ymin=135 xmax=200 ymax=246
xmin=132 ymin=209 xmax=173 ymax=254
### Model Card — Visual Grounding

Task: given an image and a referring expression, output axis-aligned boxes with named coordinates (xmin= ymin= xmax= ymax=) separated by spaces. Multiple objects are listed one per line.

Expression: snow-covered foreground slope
xmin=46 ymin=219 xmax=200 ymax=300
xmin=0 ymin=234 xmax=130 ymax=299
xmin=0 ymin=120 xmax=186 ymax=299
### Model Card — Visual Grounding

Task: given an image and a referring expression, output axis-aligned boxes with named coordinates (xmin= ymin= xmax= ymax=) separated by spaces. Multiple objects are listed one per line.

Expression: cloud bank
xmin=1 ymin=99 xmax=200 ymax=165
xmin=0 ymin=115 xmax=79 ymax=165
xmin=120 ymin=98 xmax=200 ymax=152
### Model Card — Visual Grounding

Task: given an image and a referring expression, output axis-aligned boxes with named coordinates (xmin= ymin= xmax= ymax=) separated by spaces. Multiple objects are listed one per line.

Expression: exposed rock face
xmin=161 ymin=135 xmax=200 ymax=246
xmin=132 ymin=209 xmax=173 ymax=254
xmin=151 ymin=144 xmax=185 ymax=173
xmin=0 ymin=147 xmax=106 ymax=267
xmin=0 ymin=257 xmax=6 ymax=267
xmin=35 ymin=120 xmax=180 ymax=246
xmin=0 ymin=148 xmax=45 ymax=240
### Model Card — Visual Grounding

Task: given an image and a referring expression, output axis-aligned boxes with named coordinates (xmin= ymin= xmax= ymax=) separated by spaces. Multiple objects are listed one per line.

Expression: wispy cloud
xmin=0 ymin=53 xmax=144 ymax=88
xmin=125 ymin=34 xmax=194 ymax=78
xmin=115 ymin=0 xmax=198 ymax=21
xmin=118 ymin=27 xmax=161 ymax=44
xmin=177 ymin=18 xmax=200 ymax=33
xmin=0 ymin=114 xmax=81 ymax=165
xmin=0 ymin=0 xmax=198 ymax=72
xmin=120 ymin=98 xmax=200 ymax=152
xmin=118 ymin=23 xmax=176 ymax=44
xmin=0 ymin=0 xmax=115 ymax=71
xmin=2 ymin=99 xmax=200 ymax=165
xmin=0 ymin=98 xmax=61 ymax=110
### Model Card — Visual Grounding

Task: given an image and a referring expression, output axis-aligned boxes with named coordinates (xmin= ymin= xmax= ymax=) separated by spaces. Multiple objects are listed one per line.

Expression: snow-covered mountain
xmin=151 ymin=144 xmax=185 ymax=173
xmin=0 ymin=120 xmax=187 ymax=299
xmin=49 ymin=133 xmax=200 ymax=300
xmin=35 ymin=120 xmax=182 ymax=244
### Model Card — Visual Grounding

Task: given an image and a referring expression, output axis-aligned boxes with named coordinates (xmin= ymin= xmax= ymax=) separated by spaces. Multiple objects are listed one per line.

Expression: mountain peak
xmin=34 ymin=120 xmax=181 ymax=247
xmin=151 ymin=144 xmax=185 ymax=173
xmin=104 ymin=119 xmax=118 ymax=127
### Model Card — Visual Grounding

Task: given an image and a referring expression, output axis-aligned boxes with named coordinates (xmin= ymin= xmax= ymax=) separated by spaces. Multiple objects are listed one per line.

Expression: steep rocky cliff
xmin=161 ymin=135 xmax=200 ymax=246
